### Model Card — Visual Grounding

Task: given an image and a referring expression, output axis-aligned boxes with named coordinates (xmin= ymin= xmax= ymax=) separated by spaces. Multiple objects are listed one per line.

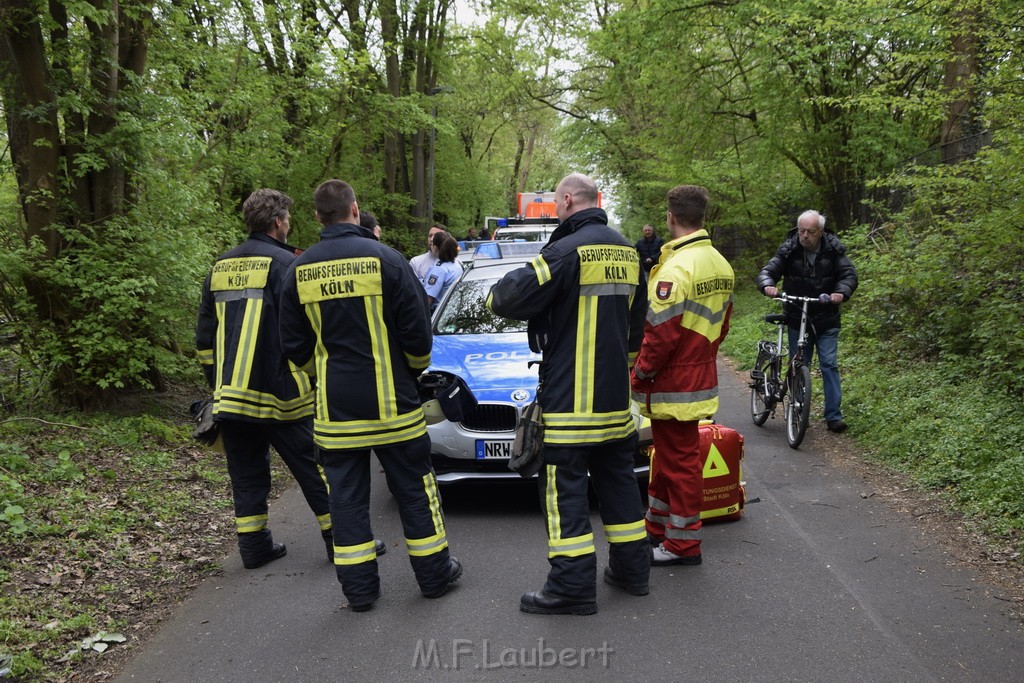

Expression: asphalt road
xmin=115 ymin=365 xmax=1024 ymax=682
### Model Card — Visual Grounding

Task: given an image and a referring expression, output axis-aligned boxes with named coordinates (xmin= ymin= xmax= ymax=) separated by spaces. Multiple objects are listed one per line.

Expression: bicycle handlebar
xmin=773 ymin=293 xmax=831 ymax=305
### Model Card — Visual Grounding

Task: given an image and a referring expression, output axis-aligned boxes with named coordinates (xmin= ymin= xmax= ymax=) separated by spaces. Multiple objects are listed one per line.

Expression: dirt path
xmin=723 ymin=358 xmax=1024 ymax=623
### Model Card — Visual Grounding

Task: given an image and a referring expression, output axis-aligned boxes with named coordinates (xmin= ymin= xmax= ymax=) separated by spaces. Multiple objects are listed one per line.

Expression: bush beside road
xmin=720 ymin=285 xmax=1024 ymax=554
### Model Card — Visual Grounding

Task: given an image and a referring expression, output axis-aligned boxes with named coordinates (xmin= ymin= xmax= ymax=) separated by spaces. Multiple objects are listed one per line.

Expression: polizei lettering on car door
xmin=464 ymin=351 xmax=541 ymax=363
xmin=295 ymin=258 xmax=383 ymax=303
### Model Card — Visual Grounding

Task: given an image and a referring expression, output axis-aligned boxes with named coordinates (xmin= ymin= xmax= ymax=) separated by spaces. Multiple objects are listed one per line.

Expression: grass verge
xmin=721 ymin=285 xmax=1024 ymax=554
xmin=0 ymin=385 xmax=235 ymax=682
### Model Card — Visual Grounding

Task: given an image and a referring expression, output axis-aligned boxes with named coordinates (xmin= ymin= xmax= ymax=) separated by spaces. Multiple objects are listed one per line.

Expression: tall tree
xmin=0 ymin=0 xmax=155 ymax=405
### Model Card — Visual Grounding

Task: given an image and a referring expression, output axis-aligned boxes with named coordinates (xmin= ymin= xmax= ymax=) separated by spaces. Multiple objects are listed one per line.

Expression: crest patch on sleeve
xmin=656 ymin=281 xmax=674 ymax=300
xmin=428 ymin=275 xmax=438 ymax=286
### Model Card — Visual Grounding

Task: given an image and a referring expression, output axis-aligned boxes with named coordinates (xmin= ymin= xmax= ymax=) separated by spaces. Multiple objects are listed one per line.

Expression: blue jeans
xmin=789 ymin=326 xmax=843 ymax=423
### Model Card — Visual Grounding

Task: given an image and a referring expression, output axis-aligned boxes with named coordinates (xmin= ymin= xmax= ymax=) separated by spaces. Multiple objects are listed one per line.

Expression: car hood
xmin=429 ymin=332 xmax=541 ymax=405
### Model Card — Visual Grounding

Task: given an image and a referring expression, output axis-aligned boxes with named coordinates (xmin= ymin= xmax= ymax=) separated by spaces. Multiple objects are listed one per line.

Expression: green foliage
xmin=848 ymin=360 xmax=1024 ymax=540
xmin=719 ymin=287 xmax=774 ymax=367
xmin=0 ymin=505 xmax=27 ymax=535
xmin=847 ymin=132 xmax=1024 ymax=397
xmin=0 ymin=197 xmax=212 ymax=404
xmin=563 ymin=0 xmax=953 ymax=236
xmin=0 ymin=442 xmax=29 ymax=535
xmin=723 ymin=273 xmax=1024 ymax=549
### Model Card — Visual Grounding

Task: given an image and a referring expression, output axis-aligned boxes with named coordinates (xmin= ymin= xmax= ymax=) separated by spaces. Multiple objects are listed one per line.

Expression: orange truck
xmin=486 ymin=191 xmax=603 ymax=241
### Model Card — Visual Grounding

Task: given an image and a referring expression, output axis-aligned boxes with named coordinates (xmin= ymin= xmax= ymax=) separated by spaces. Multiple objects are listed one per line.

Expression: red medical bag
xmin=648 ymin=421 xmax=745 ymax=522
xmin=696 ymin=422 xmax=745 ymax=522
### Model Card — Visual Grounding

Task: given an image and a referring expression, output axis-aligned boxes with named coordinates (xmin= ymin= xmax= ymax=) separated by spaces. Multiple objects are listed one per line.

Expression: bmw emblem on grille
xmin=511 ymin=389 xmax=530 ymax=402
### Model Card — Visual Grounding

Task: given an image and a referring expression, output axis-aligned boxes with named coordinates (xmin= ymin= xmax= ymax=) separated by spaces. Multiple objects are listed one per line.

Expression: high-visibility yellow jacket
xmin=487 ymin=207 xmax=647 ymax=446
xmin=278 ymin=222 xmax=433 ymax=450
xmin=195 ymin=234 xmax=314 ymax=422
xmin=632 ymin=229 xmax=734 ymax=422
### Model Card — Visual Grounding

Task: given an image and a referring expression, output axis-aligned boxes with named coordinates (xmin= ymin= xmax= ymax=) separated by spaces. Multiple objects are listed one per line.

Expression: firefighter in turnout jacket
xmin=488 ymin=173 xmax=651 ymax=616
xmin=631 ymin=185 xmax=734 ymax=566
xmin=195 ymin=189 xmax=338 ymax=569
xmin=278 ymin=180 xmax=462 ymax=612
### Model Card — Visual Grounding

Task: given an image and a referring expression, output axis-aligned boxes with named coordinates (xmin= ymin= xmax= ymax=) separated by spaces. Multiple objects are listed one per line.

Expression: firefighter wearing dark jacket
xmin=631 ymin=185 xmax=734 ymax=567
xmin=755 ymin=210 xmax=858 ymax=433
xmin=195 ymin=188 xmax=335 ymax=570
xmin=488 ymin=173 xmax=650 ymax=616
xmin=278 ymin=179 xmax=462 ymax=613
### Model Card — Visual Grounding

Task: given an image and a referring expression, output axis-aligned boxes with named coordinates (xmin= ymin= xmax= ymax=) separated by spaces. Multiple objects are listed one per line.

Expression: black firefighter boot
xmin=239 ymin=529 xmax=287 ymax=569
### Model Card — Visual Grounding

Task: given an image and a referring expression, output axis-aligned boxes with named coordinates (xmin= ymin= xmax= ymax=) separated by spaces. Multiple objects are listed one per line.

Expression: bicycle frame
xmin=750 ymin=293 xmax=824 ymax=448
xmin=782 ymin=294 xmax=818 ymax=372
xmin=777 ymin=294 xmax=822 ymax=448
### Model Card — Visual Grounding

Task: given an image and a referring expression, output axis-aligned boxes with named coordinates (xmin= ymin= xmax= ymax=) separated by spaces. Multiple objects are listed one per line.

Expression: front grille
xmin=460 ymin=403 xmax=518 ymax=432
xmin=432 ymin=455 xmax=514 ymax=474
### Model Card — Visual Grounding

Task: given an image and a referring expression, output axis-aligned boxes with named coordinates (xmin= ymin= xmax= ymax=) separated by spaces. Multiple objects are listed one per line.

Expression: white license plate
xmin=475 ymin=439 xmax=513 ymax=460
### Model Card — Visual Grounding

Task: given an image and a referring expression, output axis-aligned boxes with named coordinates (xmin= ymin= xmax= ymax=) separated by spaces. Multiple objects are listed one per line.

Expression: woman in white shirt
xmin=422 ymin=231 xmax=461 ymax=312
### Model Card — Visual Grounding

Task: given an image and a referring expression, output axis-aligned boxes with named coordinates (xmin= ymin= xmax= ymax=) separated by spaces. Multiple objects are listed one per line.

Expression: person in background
xmin=635 ymin=223 xmax=664 ymax=273
xmin=488 ymin=173 xmax=650 ymax=616
xmin=462 ymin=226 xmax=480 ymax=241
xmin=278 ymin=180 xmax=462 ymax=613
xmin=756 ymin=209 xmax=858 ymax=433
xmin=359 ymin=210 xmax=381 ymax=241
xmin=410 ymin=223 xmax=447 ymax=280
xmin=423 ymin=231 xmax=461 ymax=312
xmin=195 ymin=188 xmax=342 ymax=570
xmin=631 ymin=184 xmax=734 ymax=568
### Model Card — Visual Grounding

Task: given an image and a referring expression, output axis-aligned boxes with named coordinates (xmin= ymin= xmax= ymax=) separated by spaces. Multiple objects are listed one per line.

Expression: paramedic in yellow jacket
xmin=278 ymin=180 xmax=462 ymax=613
xmin=489 ymin=173 xmax=651 ymax=616
xmin=196 ymin=188 xmax=345 ymax=570
xmin=631 ymin=185 xmax=734 ymax=567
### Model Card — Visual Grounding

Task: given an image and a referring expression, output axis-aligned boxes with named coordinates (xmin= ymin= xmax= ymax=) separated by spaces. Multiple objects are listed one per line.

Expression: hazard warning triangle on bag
xmin=703 ymin=444 xmax=731 ymax=479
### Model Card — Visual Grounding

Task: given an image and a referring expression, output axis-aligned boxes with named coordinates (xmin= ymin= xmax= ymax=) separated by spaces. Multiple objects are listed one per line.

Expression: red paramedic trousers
xmin=646 ymin=419 xmax=702 ymax=557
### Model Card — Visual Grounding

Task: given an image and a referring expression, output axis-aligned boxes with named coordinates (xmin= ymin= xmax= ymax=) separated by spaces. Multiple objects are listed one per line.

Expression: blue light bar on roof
xmin=473 ymin=242 xmax=501 ymax=259
xmin=472 ymin=241 xmax=545 ymax=261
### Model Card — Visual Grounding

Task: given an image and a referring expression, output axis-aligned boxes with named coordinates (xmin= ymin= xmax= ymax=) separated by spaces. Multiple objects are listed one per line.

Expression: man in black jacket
xmin=196 ymin=189 xmax=341 ymax=569
xmin=279 ymin=180 xmax=461 ymax=612
xmin=756 ymin=210 xmax=859 ymax=432
xmin=488 ymin=173 xmax=650 ymax=616
xmin=635 ymin=223 xmax=664 ymax=273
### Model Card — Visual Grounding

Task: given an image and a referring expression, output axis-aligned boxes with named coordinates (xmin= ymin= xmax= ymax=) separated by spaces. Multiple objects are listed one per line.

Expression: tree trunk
xmin=516 ymin=123 xmax=538 ymax=194
xmin=378 ymin=0 xmax=401 ymax=203
xmin=940 ymin=5 xmax=981 ymax=164
xmin=0 ymin=1 xmax=66 ymax=322
xmin=0 ymin=0 xmax=154 ymax=407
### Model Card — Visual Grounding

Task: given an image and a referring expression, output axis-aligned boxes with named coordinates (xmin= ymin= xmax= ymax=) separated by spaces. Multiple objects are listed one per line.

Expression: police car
xmin=426 ymin=241 xmax=652 ymax=483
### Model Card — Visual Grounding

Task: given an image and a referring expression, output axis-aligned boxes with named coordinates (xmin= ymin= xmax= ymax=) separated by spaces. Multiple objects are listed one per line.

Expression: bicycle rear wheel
xmin=749 ymin=354 xmax=773 ymax=426
xmin=785 ymin=364 xmax=812 ymax=449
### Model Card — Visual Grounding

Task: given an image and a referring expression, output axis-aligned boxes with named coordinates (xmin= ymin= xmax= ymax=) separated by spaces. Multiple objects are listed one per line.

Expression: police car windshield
xmin=434 ymin=274 xmax=528 ymax=335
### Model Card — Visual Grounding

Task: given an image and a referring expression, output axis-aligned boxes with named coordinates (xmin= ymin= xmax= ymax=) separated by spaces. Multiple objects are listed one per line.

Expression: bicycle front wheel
xmin=750 ymin=355 xmax=773 ymax=426
xmin=785 ymin=364 xmax=812 ymax=449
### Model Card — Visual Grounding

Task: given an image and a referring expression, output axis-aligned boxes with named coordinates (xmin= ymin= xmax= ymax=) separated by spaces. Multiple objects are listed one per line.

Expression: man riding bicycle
xmin=756 ymin=210 xmax=858 ymax=433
